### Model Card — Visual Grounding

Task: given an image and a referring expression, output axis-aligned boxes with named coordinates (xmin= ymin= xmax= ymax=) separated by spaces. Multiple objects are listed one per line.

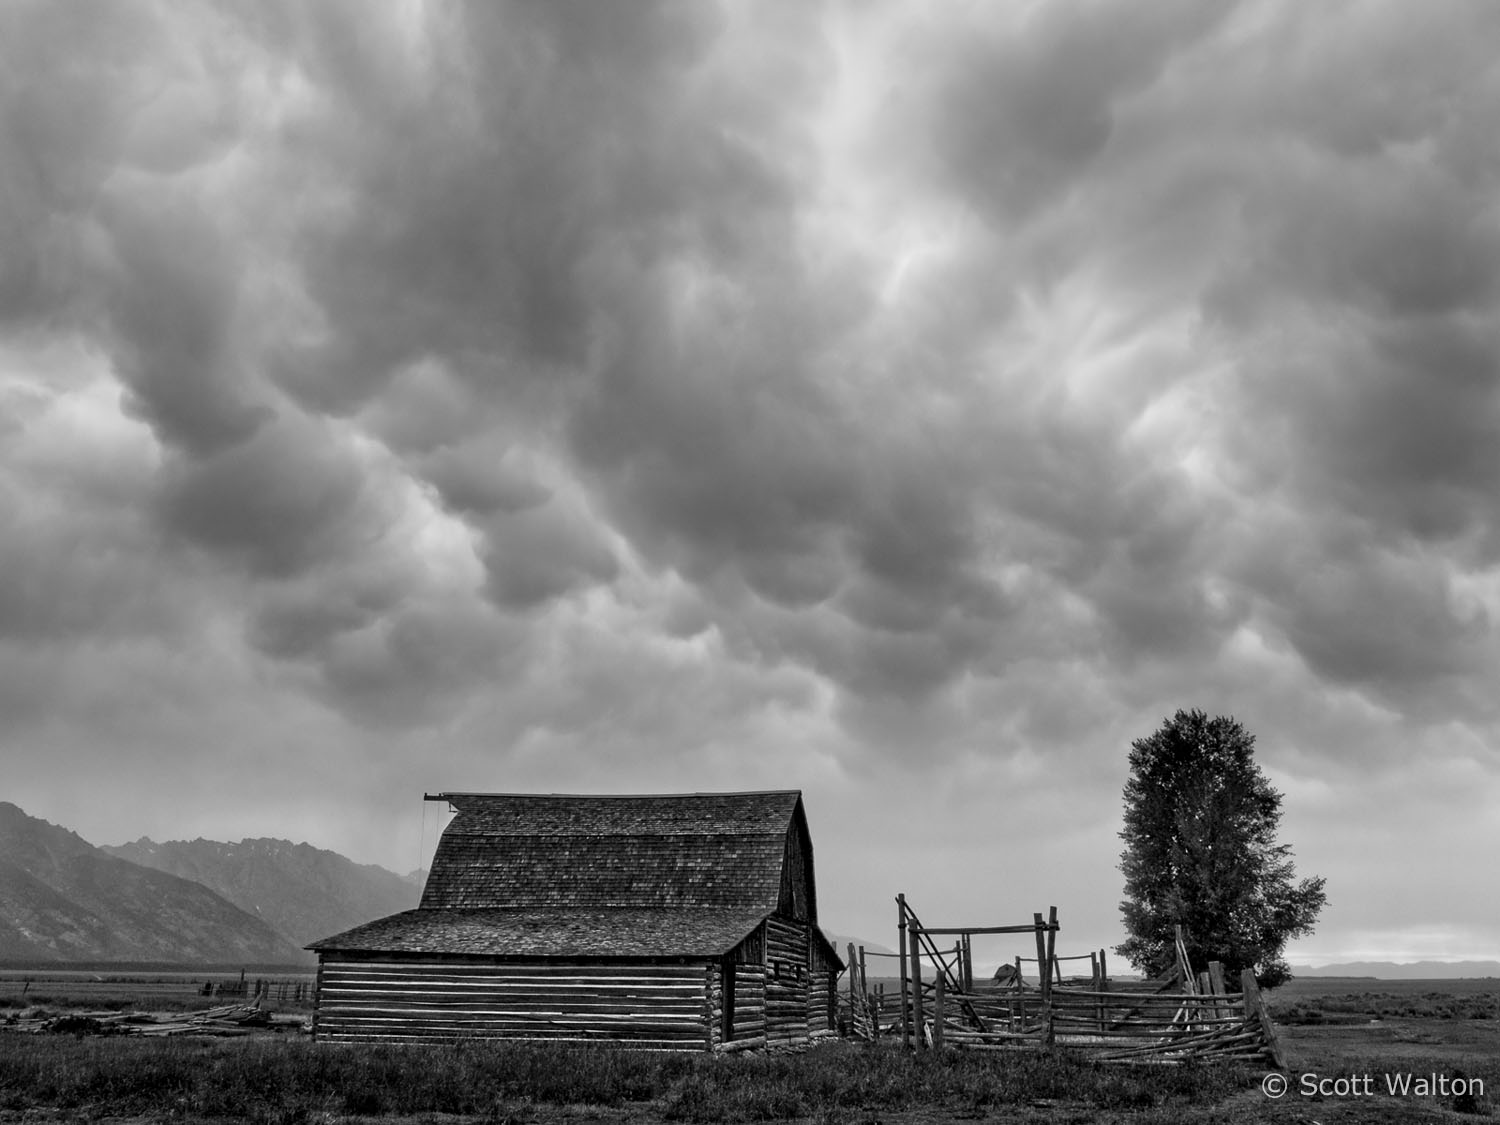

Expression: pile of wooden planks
xmin=4 ymin=1003 xmax=303 ymax=1038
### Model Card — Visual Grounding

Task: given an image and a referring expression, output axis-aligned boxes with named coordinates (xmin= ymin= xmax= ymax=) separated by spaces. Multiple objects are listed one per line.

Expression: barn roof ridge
xmin=441 ymin=827 xmax=792 ymax=836
xmin=425 ymin=788 xmax=803 ymax=800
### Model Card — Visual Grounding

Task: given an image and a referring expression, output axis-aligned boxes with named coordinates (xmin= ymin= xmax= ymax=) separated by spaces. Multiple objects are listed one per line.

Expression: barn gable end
xmin=777 ymin=806 xmax=816 ymax=922
xmin=309 ymin=790 xmax=841 ymax=1049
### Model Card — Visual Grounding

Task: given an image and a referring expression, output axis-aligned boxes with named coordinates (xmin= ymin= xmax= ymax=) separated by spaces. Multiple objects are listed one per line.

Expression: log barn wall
xmin=315 ymin=958 xmax=709 ymax=1048
xmin=764 ymin=915 xmax=810 ymax=1043
xmin=730 ymin=963 xmax=768 ymax=1046
xmin=307 ymin=791 xmax=842 ymax=1050
xmin=816 ymin=930 xmax=840 ymax=1038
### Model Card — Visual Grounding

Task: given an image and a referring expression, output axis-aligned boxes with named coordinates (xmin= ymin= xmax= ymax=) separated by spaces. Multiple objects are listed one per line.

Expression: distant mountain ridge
xmin=103 ymin=836 xmax=420 ymax=949
xmin=822 ymin=931 xmax=897 ymax=958
xmin=0 ymin=803 xmax=304 ymax=964
xmin=1291 ymin=960 xmax=1500 ymax=979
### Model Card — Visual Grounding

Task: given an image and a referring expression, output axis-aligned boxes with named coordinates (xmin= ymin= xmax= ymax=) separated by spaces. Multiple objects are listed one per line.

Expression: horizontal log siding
xmin=808 ymin=969 xmax=831 ymax=1033
xmin=730 ymin=963 xmax=767 ymax=1046
xmin=315 ymin=959 xmax=712 ymax=1049
xmin=808 ymin=935 xmax=835 ymax=1033
xmin=311 ymin=960 xmax=324 ymax=1039
xmin=764 ymin=917 xmax=809 ymax=1044
xmin=733 ymin=926 xmax=765 ymax=966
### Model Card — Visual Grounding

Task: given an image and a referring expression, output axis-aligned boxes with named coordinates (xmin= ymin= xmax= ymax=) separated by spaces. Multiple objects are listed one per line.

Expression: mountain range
xmin=0 ymin=802 xmax=418 ymax=964
xmin=103 ymin=836 xmax=420 ymax=949
xmin=1289 ymin=960 xmax=1500 ymax=979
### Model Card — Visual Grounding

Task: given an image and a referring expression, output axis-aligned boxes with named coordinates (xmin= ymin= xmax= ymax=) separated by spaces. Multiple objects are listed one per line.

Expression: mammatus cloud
xmin=2 ymin=0 xmax=1497 ymax=960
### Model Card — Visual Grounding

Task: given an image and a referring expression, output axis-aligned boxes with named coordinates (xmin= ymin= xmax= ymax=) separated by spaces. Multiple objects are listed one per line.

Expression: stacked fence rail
xmin=927 ymin=966 xmax=1284 ymax=1066
xmin=874 ymin=898 xmax=1285 ymax=1067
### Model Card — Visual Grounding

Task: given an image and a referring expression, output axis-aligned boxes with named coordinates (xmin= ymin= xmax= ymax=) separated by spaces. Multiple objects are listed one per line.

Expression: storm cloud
xmin=4 ymin=0 xmax=1498 ymax=962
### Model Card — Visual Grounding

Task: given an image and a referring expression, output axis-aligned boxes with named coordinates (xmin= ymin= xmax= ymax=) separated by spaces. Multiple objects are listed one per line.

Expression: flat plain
xmin=1 ymin=972 xmax=1496 ymax=1123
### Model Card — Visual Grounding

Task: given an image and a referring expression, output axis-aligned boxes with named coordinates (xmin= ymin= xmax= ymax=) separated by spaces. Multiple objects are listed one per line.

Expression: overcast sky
xmin=4 ymin=0 xmax=1499 ymax=969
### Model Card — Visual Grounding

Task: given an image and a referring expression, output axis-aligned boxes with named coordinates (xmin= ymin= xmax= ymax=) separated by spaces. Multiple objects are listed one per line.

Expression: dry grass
xmin=0 ymin=1035 xmax=1251 ymax=1124
xmin=4 ymin=980 xmax=1497 ymax=1123
xmin=1267 ymin=980 xmax=1499 ymax=1024
xmin=0 ymin=969 xmax=314 ymax=1014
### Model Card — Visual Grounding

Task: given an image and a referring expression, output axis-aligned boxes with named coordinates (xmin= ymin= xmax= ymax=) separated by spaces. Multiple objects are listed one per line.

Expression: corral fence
xmin=837 ymin=942 xmax=902 ymax=1041
xmin=0 ymin=969 xmax=317 ymax=1010
xmin=838 ymin=895 xmax=1064 ymax=1046
xmin=842 ymin=898 xmax=1285 ymax=1067
xmin=932 ymin=965 xmax=1285 ymax=1066
xmin=202 ymin=972 xmax=315 ymax=1005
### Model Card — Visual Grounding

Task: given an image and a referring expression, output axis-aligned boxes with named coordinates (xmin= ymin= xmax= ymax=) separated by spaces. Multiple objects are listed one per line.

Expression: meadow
xmin=1267 ymin=976 xmax=1500 ymax=1022
xmin=0 ymin=967 xmax=315 ymax=1013
xmin=0 ymin=1033 xmax=1255 ymax=1124
xmin=1 ymin=974 xmax=1496 ymax=1124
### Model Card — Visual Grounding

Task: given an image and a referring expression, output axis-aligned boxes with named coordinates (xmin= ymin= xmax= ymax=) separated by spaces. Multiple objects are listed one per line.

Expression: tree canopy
xmin=1117 ymin=709 xmax=1327 ymax=989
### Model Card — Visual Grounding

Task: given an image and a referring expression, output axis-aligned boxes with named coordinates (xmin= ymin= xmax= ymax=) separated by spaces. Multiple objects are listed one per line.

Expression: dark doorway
xmin=722 ymin=959 xmax=736 ymax=1042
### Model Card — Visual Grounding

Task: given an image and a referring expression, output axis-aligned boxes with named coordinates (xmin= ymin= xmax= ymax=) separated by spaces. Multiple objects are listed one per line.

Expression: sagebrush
xmin=0 ymin=1036 xmax=1250 ymax=1123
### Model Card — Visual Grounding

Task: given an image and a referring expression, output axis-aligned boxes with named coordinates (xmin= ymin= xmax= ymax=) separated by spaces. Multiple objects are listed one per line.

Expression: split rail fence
xmin=842 ymin=898 xmax=1285 ymax=1067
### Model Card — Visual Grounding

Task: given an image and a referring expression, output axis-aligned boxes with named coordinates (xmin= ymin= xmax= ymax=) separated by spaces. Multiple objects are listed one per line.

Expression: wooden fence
xmin=0 ymin=970 xmax=315 ymax=1010
xmin=203 ymin=975 xmax=314 ymax=1005
xmin=845 ymin=901 xmax=1285 ymax=1067
xmin=931 ymin=965 xmax=1285 ymax=1066
xmin=1011 ymin=950 xmax=1110 ymax=989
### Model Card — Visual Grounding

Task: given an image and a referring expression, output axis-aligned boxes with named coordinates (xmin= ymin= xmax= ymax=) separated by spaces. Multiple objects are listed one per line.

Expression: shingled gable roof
xmin=309 ymin=791 xmax=840 ymax=964
xmin=417 ymin=790 xmax=814 ymax=919
xmin=306 ymin=907 xmax=770 ymax=958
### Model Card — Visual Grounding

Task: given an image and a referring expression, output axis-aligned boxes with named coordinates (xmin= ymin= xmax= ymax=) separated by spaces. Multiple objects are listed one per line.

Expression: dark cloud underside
xmin=2 ymin=0 xmax=1498 ymax=960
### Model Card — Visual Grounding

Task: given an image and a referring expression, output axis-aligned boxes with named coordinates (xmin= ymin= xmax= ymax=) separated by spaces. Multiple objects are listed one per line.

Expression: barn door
xmin=721 ymin=956 xmax=736 ymax=1042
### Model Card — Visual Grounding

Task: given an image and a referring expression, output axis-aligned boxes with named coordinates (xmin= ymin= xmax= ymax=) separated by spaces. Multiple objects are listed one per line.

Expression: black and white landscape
xmin=3 ymin=2 xmax=1498 ymax=970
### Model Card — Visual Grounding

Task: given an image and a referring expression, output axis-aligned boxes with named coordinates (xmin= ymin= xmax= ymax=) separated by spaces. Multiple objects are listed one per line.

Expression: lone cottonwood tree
xmin=1117 ymin=709 xmax=1326 ymax=989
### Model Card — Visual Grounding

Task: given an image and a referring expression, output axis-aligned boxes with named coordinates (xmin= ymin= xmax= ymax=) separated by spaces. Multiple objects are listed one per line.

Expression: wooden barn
xmin=308 ymin=790 xmax=843 ymax=1049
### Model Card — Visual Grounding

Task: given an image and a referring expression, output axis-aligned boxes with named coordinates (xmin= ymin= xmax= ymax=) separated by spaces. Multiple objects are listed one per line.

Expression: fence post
xmin=1045 ymin=906 xmax=1059 ymax=991
xmin=1032 ymin=913 xmax=1050 ymax=1041
xmin=897 ymin=895 xmax=910 ymax=1049
xmin=1208 ymin=961 xmax=1226 ymax=1020
xmin=1241 ymin=969 xmax=1287 ymax=1070
xmin=1174 ymin=925 xmax=1194 ymax=993
xmin=909 ymin=921 xmax=925 ymax=1049
xmin=1090 ymin=952 xmax=1102 ymax=1029
xmin=1032 ymin=914 xmax=1049 ymax=1006
xmin=932 ymin=970 xmax=945 ymax=1050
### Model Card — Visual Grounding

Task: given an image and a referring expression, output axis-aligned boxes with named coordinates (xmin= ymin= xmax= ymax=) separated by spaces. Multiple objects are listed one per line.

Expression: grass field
xmin=0 ymin=968 xmax=316 ymax=1013
xmin=1266 ymin=976 xmax=1500 ymax=1024
xmin=0 ymin=1034 xmax=1253 ymax=1124
xmin=1 ymin=977 xmax=1495 ymax=1123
